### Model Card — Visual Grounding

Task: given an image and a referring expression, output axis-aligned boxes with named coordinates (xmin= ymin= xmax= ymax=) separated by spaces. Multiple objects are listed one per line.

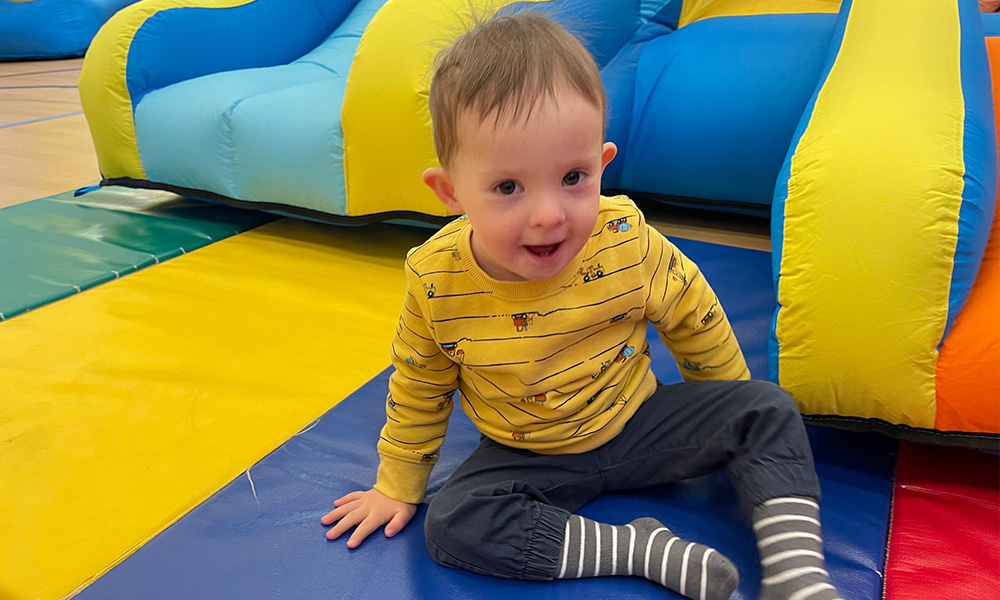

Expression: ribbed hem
xmin=374 ymin=455 xmax=434 ymax=504
xmin=522 ymin=504 xmax=571 ymax=581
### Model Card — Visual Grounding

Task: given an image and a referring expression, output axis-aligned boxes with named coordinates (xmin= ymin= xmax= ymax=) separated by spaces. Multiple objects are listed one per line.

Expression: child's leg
xmin=752 ymin=497 xmax=842 ymax=600
xmin=556 ymin=514 xmax=738 ymax=599
xmin=595 ymin=379 xmax=842 ymax=600
xmin=427 ymin=379 xmax=838 ymax=599
xmin=423 ymin=436 xmax=587 ymax=581
xmin=643 ymin=380 xmax=841 ymax=600
xmin=424 ymin=436 xmax=737 ymax=599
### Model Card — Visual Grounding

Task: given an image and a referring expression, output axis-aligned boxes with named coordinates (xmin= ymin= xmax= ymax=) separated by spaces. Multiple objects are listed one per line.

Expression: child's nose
xmin=529 ymin=195 xmax=566 ymax=227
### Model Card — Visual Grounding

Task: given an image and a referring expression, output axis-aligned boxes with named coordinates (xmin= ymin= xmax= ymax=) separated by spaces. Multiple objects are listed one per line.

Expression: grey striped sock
xmin=752 ymin=497 xmax=843 ymax=600
xmin=555 ymin=515 xmax=738 ymax=600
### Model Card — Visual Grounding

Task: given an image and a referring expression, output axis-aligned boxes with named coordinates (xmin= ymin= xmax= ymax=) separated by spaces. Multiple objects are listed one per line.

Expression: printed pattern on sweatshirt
xmin=374 ymin=196 xmax=749 ymax=503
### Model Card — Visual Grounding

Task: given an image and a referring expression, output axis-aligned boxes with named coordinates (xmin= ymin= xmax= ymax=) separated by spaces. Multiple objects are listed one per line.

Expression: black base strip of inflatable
xmin=101 ymin=178 xmax=457 ymax=228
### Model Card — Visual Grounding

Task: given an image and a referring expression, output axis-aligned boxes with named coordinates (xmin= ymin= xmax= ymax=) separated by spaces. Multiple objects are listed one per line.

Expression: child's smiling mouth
xmin=525 ymin=243 xmax=561 ymax=258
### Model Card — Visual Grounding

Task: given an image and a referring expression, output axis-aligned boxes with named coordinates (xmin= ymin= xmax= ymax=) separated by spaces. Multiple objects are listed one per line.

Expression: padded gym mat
xmin=0 ymin=217 xmax=430 ymax=600
xmin=0 ymin=186 xmax=274 ymax=321
xmin=884 ymin=441 xmax=1000 ymax=600
xmin=71 ymin=239 xmax=897 ymax=600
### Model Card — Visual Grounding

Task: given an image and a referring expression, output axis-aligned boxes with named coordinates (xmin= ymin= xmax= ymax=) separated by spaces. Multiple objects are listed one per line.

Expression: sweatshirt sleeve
xmin=374 ymin=260 xmax=460 ymax=504
xmin=640 ymin=213 xmax=751 ymax=382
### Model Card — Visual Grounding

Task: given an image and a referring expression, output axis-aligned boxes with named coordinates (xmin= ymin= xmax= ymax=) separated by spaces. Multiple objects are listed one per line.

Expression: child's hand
xmin=321 ymin=488 xmax=417 ymax=548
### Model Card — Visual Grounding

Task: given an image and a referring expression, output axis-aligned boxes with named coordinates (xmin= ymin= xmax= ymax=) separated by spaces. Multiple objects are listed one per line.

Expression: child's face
xmin=424 ymin=87 xmax=617 ymax=282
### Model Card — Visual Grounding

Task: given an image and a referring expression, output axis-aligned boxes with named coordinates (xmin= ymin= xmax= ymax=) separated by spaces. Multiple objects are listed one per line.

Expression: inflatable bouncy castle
xmin=79 ymin=0 xmax=998 ymax=450
xmin=0 ymin=0 xmax=139 ymax=60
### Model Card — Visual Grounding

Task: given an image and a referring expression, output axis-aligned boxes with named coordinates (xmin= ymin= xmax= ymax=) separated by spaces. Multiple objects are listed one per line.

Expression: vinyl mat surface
xmin=1 ymin=191 xmax=996 ymax=600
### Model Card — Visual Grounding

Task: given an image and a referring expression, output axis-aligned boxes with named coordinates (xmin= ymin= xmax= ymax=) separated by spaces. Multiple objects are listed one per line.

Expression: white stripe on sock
xmin=576 ymin=516 xmax=586 ymax=579
xmin=558 ymin=519 xmax=570 ymax=579
xmin=753 ymin=514 xmax=820 ymax=532
xmin=757 ymin=531 xmax=822 ymax=549
xmin=788 ymin=581 xmax=840 ymax=600
xmin=761 ymin=549 xmax=825 ymax=567
xmin=659 ymin=536 xmax=679 ymax=587
xmin=679 ymin=543 xmax=694 ymax=596
xmin=611 ymin=524 xmax=618 ymax=575
xmin=700 ymin=548 xmax=714 ymax=600
xmin=644 ymin=528 xmax=668 ymax=580
xmin=593 ymin=520 xmax=601 ymax=575
xmin=762 ymin=497 xmax=819 ymax=510
xmin=762 ymin=566 xmax=828 ymax=586
xmin=626 ymin=524 xmax=636 ymax=576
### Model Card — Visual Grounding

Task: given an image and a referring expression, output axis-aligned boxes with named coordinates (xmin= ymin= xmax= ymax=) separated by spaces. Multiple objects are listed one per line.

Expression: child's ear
xmin=422 ymin=167 xmax=464 ymax=215
xmin=600 ymin=142 xmax=618 ymax=172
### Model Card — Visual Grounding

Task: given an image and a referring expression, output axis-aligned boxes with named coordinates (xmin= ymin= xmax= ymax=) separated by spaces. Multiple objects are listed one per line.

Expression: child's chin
xmin=522 ymin=258 xmax=571 ymax=281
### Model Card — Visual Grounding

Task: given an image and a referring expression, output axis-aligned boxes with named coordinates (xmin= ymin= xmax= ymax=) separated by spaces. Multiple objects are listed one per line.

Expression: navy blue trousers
xmin=423 ymin=379 xmax=820 ymax=581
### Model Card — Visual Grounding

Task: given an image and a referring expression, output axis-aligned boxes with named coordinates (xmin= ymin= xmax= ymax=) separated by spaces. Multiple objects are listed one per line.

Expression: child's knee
xmin=423 ymin=493 xmax=456 ymax=548
xmin=423 ymin=494 xmax=507 ymax=575
xmin=423 ymin=491 xmax=479 ymax=567
xmin=743 ymin=380 xmax=801 ymax=417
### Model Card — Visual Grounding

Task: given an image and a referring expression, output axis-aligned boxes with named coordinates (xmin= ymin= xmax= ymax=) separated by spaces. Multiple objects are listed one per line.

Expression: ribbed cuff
xmin=521 ymin=503 xmax=571 ymax=581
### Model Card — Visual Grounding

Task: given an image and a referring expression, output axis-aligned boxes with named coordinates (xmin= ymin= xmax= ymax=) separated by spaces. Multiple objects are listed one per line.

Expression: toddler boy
xmin=323 ymin=12 xmax=843 ymax=600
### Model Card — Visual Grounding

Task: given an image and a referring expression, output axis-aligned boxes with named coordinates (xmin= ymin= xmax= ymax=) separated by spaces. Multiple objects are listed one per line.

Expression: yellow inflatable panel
xmin=341 ymin=0 xmax=551 ymax=218
xmin=679 ymin=0 xmax=840 ymax=28
xmin=0 ymin=218 xmax=429 ymax=600
xmin=775 ymin=1 xmax=964 ymax=427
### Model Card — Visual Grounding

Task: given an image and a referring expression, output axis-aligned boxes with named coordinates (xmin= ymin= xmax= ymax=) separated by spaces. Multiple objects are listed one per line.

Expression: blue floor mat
xmin=74 ymin=238 xmax=896 ymax=600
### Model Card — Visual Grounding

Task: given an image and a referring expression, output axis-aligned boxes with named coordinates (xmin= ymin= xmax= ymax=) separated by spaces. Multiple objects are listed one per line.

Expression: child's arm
xmin=322 ymin=257 xmax=458 ymax=545
xmin=321 ymin=488 xmax=417 ymax=548
xmin=373 ymin=272 xmax=460 ymax=503
xmin=642 ymin=220 xmax=750 ymax=381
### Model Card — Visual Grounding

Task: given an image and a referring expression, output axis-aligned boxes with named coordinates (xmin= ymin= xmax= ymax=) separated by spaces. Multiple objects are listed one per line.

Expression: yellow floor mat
xmin=0 ymin=218 xmax=431 ymax=600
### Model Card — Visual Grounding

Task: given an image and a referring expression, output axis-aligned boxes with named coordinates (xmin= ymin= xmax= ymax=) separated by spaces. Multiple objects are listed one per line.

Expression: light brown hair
xmin=427 ymin=12 xmax=606 ymax=168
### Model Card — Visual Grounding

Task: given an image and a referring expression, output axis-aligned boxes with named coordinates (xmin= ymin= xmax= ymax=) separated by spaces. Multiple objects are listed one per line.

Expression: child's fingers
xmin=333 ymin=490 xmax=365 ymax=507
xmin=346 ymin=516 xmax=383 ymax=549
xmin=320 ymin=501 xmax=355 ymax=525
xmin=325 ymin=509 xmax=364 ymax=540
xmin=320 ymin=506 xmax=347 ymax=526
xmin=320 ymin=491 xmax=365 ymax=524
xmin=384 ymin=508 xmax=415 ymax=538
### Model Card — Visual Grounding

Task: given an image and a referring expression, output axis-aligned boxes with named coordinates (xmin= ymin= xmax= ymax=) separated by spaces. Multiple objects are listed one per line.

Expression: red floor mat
xmin=884 ymin=441 xmax=1000 ymax=600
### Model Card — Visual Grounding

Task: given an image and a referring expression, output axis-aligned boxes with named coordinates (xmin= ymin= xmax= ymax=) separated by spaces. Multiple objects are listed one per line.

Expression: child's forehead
xmin=451 ymin=106 xmax=605 ymax=176
xmin=454 ymin=85 xmax=602 ymax=134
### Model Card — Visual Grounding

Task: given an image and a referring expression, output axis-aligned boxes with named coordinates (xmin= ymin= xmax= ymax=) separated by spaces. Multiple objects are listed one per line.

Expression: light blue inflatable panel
xmin=0 ymin=0 xmax=138 ymax=60
xmin=618 ymin=14 xmax=838 ymax=212
xmin=134 ymin=0 xmax=387 ymax=217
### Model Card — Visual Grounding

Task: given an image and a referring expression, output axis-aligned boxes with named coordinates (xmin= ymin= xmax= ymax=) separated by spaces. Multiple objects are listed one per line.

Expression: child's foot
xmin=556 ymin=515 xmax=739 ymax=600
xmin=753 ymin=497 xmax=843 ymax=600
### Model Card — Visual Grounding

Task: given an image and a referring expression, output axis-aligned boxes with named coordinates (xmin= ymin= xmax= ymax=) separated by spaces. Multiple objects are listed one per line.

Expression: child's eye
xmin=563 ymin=171 xmax=584 ymax=186
xmin=495 ymin=180 xmax=519 ymax=195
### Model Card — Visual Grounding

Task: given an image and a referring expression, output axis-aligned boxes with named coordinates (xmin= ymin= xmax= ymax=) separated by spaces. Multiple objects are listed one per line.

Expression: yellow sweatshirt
xmin=375 ymin=195 xmax=749 ymax=504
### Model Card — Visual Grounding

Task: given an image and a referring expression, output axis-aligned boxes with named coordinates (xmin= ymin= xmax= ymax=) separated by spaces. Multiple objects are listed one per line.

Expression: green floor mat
xmin=0 ymin=186 xmax=275 ymax=321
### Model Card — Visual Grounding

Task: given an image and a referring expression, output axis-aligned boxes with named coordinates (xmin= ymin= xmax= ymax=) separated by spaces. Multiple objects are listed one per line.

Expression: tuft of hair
xmin=427 ymin=12 xmax=606 ymax=168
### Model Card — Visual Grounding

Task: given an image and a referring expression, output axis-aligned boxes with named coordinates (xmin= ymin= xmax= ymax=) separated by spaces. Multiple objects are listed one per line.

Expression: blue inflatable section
xmin=612 ymin=14 xmax=838 ymax=212
xmin=0 ymin=0 xmax=138 ymax=60
xmin=952 ymin=0 xmax=998 ymax=336
xmin=123 ymin=0 xmax=357 ymax=108
xmin=134 ymin=0 xmax=387 ymax=216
